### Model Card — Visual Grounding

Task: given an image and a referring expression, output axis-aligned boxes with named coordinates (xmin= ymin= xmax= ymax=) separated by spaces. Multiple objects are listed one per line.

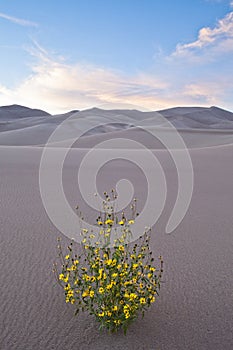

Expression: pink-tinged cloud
xmin=172 ymin=11 xmax=233 ymax=59
xmin=0 ymin=41 xmax=233 ymax=113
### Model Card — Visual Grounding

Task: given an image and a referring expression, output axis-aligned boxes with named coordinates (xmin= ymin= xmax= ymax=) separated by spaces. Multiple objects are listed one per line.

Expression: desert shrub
xmin=53 ymin=190 xmax=163 ymax=334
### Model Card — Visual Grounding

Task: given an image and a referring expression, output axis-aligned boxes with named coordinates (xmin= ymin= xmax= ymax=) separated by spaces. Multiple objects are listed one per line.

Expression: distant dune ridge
xmin=0 ymin=103 xmax=233 ymax=349
xmin=0 ymin=104 xmax=233 ymax=148
xmin=1 ymin=104 xmax=233 ymax=129
xmin=0 ymin=104 xmax=51 ymax=120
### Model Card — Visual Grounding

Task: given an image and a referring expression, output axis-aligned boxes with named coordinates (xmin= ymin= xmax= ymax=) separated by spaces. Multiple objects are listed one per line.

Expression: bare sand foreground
xmin=0 ymin=105 xmax=233 ymax=350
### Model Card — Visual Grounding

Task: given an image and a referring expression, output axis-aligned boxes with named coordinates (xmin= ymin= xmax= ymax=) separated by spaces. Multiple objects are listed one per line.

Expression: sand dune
xmin=0 ymin=105 xmax=233 ymax=349
xmin=0 ymin=105 xmax=233 ymax=148
xmin=0 ymin=104 xmax=50 ymax=120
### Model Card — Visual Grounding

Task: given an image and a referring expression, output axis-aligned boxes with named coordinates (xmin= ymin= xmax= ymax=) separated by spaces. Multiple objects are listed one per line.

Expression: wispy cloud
xmin=0 ymin=4 xmax=233 ymax=113
xmin=0 ymin=40 xmax=233 ymax=113
xmin=0 ymin=44 xmax=171 ymax=113
xmin=183 ymin=80 xmax=229 ymax=106
xmin=172 ymin=11 xmax=233 ymax=60
xmin=0 ymin=12 xmax=38 ymax=27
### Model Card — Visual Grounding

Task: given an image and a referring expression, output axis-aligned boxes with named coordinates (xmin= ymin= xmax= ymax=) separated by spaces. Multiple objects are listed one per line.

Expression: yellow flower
xmin=90 ymin=276 xmax=96 ymax=282
xmin=65 ymin=254 xmax=70 ymax=260
xmin=128 ymin=220 xmax=134 ymax=224
xmin=150 ymin=267 xmax=155 ymax=272
xmin=105 ymin=219 xmax=114 ymax=225
xmin=71 ymin=265 xmax=76 ymax=271
xmin=106 ymin=311 xmax=112 ymax=316
xmin=98 ymin=311 xmax=105 ymax=317
xmin=63 ymin=274 xmax=69 ymax=283
xmin=125 ymin=312 xmax=130 ymax=319
xmin=106 ymin=283 xmax=113 ymax=290
xmin=114 ymin=320 xmax=121 ymax=325
xmin=106 ymin=259 xmax=113 ymax=266
xmin=90 ymin=234 xmax=95 ymax=239
xmin=70 ymin=299 xmax=75 ymax=304
xmin=82 ymin=238 xmax=87 ymax=243
xmin=117 ymin=264 xmax=122 ymax=270
xmin=82 ymin=290 xmax=89 ymax=297
xmin=89 ymin=290 xmax=94 ymax=298
xmin=67 ymin=290 xmax=74 ymax=297
xmin=150 ymin=296 xmax=156 ymax=303
xmin=112 ymin=305 xmax=118 ymax=311
xmin=74 ymin=260 xmax=79 ymax=265
xmin=124 ymin=293 xmax=130 ymax=298
xmin=133 ymin=263 xmax=139 ymax=269
xmin=118 ymin=245 xmax=124 ymax=252
xmin=97 ymin=269 xmax=103 ymax=280
xmin=59 ymin=273 xmax=65 ymax=280
xmin=112 ymin=272 xmax=118 ymax=278
xmin=99 ymin=287 xmax=104 ymax=294
xmin=147 ymin=273 xmax=152 ymax=279
xmin=140 ymin=297 xmax=146 ymax=304
xmin=118 ymin=220 xmax=125 ymax=225
xmin=64 ymin=283 xmax=71 ymax=291
xmin=98 ymin=221 xmax=103 ymax=225
xmin=129 ymin=293 xmax=137 ymax=301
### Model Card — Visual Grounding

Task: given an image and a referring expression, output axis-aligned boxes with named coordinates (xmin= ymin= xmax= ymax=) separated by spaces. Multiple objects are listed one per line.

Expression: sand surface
xmin=0 ymin=106 xmax=233 ymax=349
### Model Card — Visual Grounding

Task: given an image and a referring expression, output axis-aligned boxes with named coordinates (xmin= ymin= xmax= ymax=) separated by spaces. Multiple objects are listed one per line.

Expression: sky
xmin=0 ymin=0 xmax=233 ymax=113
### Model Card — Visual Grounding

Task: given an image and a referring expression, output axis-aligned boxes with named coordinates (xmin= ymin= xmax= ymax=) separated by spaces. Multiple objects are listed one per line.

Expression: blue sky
xmin=0 ymin=0 xmax=233 ymax=113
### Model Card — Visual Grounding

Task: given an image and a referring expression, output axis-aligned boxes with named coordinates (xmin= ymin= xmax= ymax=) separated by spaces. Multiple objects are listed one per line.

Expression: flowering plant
xmin=53 ymin=191 xmax=163 ymax=334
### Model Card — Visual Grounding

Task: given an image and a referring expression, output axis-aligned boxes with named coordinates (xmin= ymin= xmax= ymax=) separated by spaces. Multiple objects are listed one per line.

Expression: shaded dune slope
xmin=0 ymin=105 xmax=233 ymax=148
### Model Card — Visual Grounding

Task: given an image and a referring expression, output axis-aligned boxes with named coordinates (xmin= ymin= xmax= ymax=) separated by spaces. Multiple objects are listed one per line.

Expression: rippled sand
xmin=0 ymin=105 xmax=233 ymax=349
